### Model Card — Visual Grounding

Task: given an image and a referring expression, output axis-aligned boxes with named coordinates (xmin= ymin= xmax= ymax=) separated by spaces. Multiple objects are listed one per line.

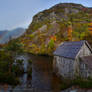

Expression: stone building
xmin=53 ymin=40 xmax=92 ymax=78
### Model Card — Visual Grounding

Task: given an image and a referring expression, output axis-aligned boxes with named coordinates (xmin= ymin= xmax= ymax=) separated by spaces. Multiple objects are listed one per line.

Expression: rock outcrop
xmin=21 ymin=3 xmax=92 ymax=55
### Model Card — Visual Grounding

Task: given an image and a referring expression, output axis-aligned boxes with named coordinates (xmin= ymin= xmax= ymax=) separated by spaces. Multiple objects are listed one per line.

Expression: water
xmin=15 ymin=55 xmax=29 ymax=72
xmin=0 ymin=54 xmax=61 ymax=92
xmin=31 ymin=55 xmax=60 ymax=92
xmin=15 ymin=54 xmax=29 ymax=87
xmin=5 ymin=54 xmax=90 ymax=92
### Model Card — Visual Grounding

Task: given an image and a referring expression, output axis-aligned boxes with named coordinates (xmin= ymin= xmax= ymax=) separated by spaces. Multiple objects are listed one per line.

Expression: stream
xmin=15 ymin=55 xmax=29 ymax=88
xmin=31 ymin=55 xmax=60 ymax=92
xmin=0 ymin=54 xmax=31 ymax=92
xmin=0 ymin=54 xmax=61 ymax=92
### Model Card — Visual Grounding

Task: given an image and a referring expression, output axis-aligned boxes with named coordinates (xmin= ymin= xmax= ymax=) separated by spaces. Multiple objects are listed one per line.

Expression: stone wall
xmin=76 ymin=43 xmax=92 ymax=78
xmin=76 ymin=43 xmax=91 ymax=58
xmin=53 ymin=56 xmax=75 ymax=78
xmin=53 ymin=43 xmax=92 ymax=78
xmin=80 ymin=61 xmax=92 ymax=78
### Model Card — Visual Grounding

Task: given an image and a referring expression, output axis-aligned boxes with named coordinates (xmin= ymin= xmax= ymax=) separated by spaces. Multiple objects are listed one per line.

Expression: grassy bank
xmin=60 ymin=77 xmax=92 ymax=90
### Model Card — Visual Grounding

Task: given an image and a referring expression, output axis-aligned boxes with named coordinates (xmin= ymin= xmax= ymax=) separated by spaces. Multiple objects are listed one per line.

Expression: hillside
xmin=21 ymin=3 xmax=92 ymax=55
xmin=0 ymin=30 xmax=8 ymax=39
xmin=0 ymin=28 xmax=26 ymax=44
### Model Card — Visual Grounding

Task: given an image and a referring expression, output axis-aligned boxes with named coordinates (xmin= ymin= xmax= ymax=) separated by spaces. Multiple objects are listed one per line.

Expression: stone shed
xmin=80 ymin=56 xmax=92 ymax=78
xmin=53 ymin=40 xmax=92 ymax=78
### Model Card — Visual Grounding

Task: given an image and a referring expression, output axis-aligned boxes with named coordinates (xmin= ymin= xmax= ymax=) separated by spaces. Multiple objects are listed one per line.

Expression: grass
xmin=60 ymin=77 xmax=92 ymax=90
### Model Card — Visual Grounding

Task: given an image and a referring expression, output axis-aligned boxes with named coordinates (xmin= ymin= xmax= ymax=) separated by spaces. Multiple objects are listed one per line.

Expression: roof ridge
xmin=53 ymin=40 xmax=88 ymax=59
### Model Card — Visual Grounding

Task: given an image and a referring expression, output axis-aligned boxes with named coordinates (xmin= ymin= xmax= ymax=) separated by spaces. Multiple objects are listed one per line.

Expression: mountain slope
xmin=0 ymin=28 xmax=26 ymax=44
xmin=0 ymin=30 xmax=9 ymax=39
xmin=21 ymin=3 xmax=92 ymax=55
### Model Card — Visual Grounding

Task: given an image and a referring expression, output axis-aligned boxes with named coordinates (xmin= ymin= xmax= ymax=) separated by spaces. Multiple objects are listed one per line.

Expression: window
xmin=82 ymin=64 xmax=86 ymax=69
xmin=83 ymin=64 xmax=85 ymax=69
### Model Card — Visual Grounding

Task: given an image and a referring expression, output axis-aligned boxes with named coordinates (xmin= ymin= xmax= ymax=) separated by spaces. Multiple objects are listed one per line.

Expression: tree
xmin=4 ymin=39 xmax=24 ymax=56
xmin=83 ymin=33 xmax=92 ymax=47
xmin=72 ymin=23 xmax=89 ymax=40
xmin=12 ymin=59 xmax=24 ymax=77
xmin=48 ymin=39 xmax=55 ymax=49
xmin=47 ymin=39 xmax=55 ymax=54
xmin=0 ymin=51 xmax=20 ymax=85
xmin=4 ymin=39 xmax=24 ymax=74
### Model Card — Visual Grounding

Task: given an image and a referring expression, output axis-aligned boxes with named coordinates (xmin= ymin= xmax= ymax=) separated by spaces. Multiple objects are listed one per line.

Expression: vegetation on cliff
xmin=21 ymin=3 xmax=92 ymax=55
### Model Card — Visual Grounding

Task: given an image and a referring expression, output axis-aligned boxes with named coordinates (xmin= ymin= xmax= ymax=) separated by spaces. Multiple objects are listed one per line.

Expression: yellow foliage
xmin=88 ymin=28 xmax=92 ymax=31
xmin=88 ymin=22 xmax=92 ymax=27
xmin=68 ymin=25 xmax=72 ymax=41
xmin=88 ymin=22 xmax=92 ymax=35
xmin=50 ymin=36 xmax=56 ymax=41
xmin=89 ymin=31 xmax=92 ymax=35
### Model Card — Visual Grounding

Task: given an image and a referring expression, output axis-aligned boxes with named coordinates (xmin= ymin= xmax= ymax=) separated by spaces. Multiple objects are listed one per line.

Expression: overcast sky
xmin=0 ymin=0 xmax=92 ymax=30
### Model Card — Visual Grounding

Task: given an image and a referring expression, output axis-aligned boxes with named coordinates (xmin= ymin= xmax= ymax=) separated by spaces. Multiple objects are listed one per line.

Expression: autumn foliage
xmin=88 ymin=22 xmax=92 ymax=34
xmin=50 ymin=36 xmax=56 ymax=41
xmin=67 ymin=25 xmax=72 ymax=41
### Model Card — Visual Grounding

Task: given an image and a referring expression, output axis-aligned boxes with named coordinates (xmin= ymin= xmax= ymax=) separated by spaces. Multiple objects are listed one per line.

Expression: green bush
xmin=28 ymin=68 xmax=32 ymax=78
xmin=0 ymin=72 xmax=19 ymax=86
xmin=5 ymin=73 xmax=20 ymax=85
xmin=72 ymin=23 xmax=89 ymax=40
xmin=40 ymin=44 xmax=46 ymax=54
xmin=28 ymin=60 xmax=32 ymax=64
xmin=48 ymin=39 xmax=55 ymax=49
xmin=0 ymin=51 xmax=22 ymax=85
xmin=12 ymin=59 xmax=24 ymax=77
xmin=29 ymin=34 xmax=35 ymax=39
xmin=60 ymin=78 xmax=92 ymax=90
xmin=72 ymin=78 xmax=92 ymax=88
xmin=4 ymin=39 xmax=24 ymax=55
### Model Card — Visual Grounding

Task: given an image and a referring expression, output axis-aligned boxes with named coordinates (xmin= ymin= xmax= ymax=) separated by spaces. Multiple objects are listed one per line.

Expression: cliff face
xmin=21 ymin=3 xmax=92 ymax=55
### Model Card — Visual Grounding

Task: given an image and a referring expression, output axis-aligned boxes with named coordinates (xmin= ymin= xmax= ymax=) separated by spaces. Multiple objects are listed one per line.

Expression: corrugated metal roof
xmin=53 ymin=40 xmax=86 ymax=59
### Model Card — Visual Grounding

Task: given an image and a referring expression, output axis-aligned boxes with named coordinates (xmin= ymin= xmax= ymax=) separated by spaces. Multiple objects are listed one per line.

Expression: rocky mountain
xmin=0 ymin=28 xmax=26 ymax=44
xmin=21 ymin=3 xmax=92 ymax=55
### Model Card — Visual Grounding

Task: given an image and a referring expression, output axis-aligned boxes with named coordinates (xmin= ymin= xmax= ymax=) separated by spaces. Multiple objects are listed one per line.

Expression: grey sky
xmin=0 ymin=0 xmax=92 ymax=30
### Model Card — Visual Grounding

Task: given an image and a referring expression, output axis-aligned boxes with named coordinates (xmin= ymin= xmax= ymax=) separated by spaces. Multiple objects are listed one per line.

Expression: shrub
xmin=28 ymin=60 xmax=32 ymax=78
xmin=0 ymin=51 xmax=22 ymax=85
xmin=0 ymin=72 xmax=19 ymax=86
xmin=28 ymin=60 xmax=32 ymax=65
xmin=40 ymin=44 xmax=46 ymax=54
xmin=29 ymin=34 xmax=35 ymax=39
xmin=72 ymin=78 xmax=92 ymax=88
xmin=48 ymin=39 xmax=55 ymax=49
xmin=12 ymin=60 xmax=24 ymax=77
xmin=4 ymin=39 xmax=24 ymax=55
xmin=60 ymin=78 xmax=92 ymax=90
